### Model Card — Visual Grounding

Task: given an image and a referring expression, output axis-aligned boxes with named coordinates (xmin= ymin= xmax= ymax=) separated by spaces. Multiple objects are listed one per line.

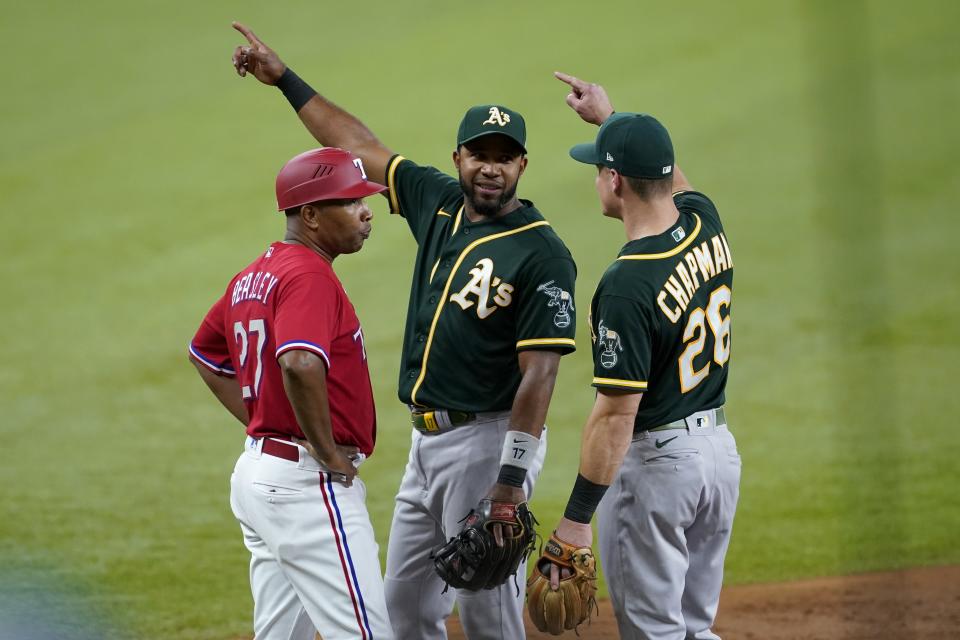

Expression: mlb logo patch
xmin=671 ymin=227 xmax=686 ymax=243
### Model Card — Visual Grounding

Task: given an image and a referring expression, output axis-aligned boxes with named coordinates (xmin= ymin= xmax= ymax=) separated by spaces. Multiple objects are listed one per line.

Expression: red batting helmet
xmin=275 ymin=147 xmax=387 ymax=211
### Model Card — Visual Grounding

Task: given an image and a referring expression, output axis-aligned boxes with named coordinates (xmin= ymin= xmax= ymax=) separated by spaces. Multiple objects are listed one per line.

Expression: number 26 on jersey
xmin=678 ymin=286 xmax=730 ymax=393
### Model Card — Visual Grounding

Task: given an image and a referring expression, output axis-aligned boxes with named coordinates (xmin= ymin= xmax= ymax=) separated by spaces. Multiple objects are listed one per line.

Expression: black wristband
xmin=563 ymin=473 xmax=610 ymax=524
xmin=497 ymin=464 xmax=527 ymax=488
xmin=276 ymin=67 xmax=318 ymax=113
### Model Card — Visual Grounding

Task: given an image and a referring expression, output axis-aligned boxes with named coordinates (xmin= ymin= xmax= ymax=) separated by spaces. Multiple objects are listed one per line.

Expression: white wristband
xmin=500 ymin=430 xmax=540 ymax=471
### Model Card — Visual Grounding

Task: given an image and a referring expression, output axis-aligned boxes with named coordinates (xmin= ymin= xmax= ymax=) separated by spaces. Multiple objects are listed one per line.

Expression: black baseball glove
xmin=432 ymin=499 xmax=537 ymax=591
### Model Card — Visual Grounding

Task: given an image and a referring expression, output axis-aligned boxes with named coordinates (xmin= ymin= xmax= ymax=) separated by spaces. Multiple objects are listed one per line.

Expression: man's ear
xmin=609 ymin=169 xmax=623 ymax=195
xmin=299 ymin=204 xmax=321 ymax=230
xmin=452 ymin=147 xmax=462 ymax=171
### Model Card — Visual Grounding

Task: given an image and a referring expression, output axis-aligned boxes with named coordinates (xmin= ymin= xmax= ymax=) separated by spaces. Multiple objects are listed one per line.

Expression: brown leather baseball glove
xmin=527 ymin=532 xmax=598 ymax=635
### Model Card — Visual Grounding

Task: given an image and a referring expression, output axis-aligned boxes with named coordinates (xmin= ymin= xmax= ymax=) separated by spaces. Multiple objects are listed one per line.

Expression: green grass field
xmin=2 ymin=0 xmax=958 ymax=637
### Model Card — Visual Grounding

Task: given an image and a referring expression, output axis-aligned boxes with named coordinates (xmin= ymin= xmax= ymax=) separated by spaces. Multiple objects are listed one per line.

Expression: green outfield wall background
xmin=2 ymin=1 xmax=958 ymax=637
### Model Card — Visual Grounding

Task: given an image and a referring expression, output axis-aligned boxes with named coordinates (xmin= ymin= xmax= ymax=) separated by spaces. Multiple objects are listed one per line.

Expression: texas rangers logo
xmin=450 ymin=258 xmax=514 ymax=319
xmin=352 ymin=326 xmax=367 ymax=360
xmin=353 ymin=157 xmax=368 ymax=179
xmin=537 ymin=280 xmax=574 ymax=328
xmin=597 ymin=320 xmax=623 ymax=369
xmin=482 ymin=107 xmax=511 ymax=127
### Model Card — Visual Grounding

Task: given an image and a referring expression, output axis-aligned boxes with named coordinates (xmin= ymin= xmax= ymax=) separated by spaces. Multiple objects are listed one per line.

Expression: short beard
xmin=459 ymin=173 xmax=518 ymax=218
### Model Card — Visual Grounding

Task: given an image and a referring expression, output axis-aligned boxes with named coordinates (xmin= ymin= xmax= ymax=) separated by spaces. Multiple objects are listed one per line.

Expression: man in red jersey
xmin=188 ymin=147 xmax=394 ymax=640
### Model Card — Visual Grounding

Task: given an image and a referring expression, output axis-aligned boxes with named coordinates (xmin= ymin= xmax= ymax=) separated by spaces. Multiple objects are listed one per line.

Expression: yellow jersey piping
xmin=451 ymin=206 xmax=465 ymax=235
xmin=617 ymin=214 xmax=702 ymax=261
xmin=386 ymin=155 xmax=405 ymax=214
xmin=516 ymin=338 xmax=576 ymax=349
xmin=592 ymin=377 xmax=648 ymax=389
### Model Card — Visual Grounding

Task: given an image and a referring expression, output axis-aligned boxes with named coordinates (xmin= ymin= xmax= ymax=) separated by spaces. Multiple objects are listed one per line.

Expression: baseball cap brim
xmin=569 ymin=142 xmax=599 ymax=165
xmin=459 ymin=131 xmax=527 ymax=154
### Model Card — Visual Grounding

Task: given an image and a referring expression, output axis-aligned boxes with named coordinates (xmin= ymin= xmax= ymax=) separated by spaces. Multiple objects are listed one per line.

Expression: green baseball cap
xmin=457 ymin=104 xmax=527 ymax=154
xmin=569 ymin=112 xmax=674 ymax=178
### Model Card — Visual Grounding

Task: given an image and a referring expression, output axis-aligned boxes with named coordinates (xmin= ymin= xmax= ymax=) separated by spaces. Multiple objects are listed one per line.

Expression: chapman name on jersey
xmin=657 ymin=231 xmax=733 ymax=323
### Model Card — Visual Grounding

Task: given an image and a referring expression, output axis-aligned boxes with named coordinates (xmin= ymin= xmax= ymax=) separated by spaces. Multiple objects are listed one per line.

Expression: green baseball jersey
xmin=590 ymin=190 xmax=733 ymax=430
xmin=385 ymin=155 xmax=577 ymax=412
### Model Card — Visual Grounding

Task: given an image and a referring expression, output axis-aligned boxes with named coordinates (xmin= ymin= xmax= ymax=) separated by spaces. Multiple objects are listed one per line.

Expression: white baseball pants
xmin=230 ymin=436 xmax=393 ymax=640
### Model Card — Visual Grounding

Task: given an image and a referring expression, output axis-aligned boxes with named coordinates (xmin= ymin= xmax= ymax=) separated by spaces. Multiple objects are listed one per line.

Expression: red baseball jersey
xmin=190 ymin=242 xmax=377 ymax=455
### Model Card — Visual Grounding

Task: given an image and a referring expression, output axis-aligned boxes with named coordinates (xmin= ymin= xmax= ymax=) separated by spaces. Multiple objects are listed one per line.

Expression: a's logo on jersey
xmin=450 ymin=258 xmax=514 ymax=319
xmin=671 ymin=226 xmax=686 ymax=243
xmin=353 ymin=157 xmax=368 ymax=180
xmin=597 ymin=320 xmax=623 ymax=369
xmin=537 ymin=280 xmax=575 ymax=328
xmin=482 ymin=107 xmax=511 ymax=127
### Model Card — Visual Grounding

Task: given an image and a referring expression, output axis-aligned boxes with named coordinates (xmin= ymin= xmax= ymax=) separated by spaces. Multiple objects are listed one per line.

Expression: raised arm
xmin=231 ymin=22 xmax=394 ymax=185
xmin=554 ymin=71 xmax=615 ymax=126
xmin=555 ymin=71 xmax=694 ymax=192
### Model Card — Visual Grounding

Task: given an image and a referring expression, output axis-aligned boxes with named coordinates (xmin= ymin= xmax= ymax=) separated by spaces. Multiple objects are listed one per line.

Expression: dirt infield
xmin=447 ymin=565 xmax=960 ymax=639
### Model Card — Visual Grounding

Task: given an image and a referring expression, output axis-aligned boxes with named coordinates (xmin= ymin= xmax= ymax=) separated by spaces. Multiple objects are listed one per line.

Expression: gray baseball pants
xmin=384 ymin=412 xmax=546 ymax=639
xmin=597 ymin=409 xmax=741 ymax=640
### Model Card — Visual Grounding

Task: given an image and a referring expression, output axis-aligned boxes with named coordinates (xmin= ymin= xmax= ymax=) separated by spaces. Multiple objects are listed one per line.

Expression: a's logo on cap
xmin=482 ymin=107 xmax=511 ymax=127
xmin=353 ymin=158 xmax=368 ymax=180
xmin=606 ymin=152 xmax=615 ymax=162
xmin=662 ymin=165 xmax=672 ymax=175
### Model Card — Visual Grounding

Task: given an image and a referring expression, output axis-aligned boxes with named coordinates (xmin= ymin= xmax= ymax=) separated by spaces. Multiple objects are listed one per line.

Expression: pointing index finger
xmin=232 ymin=21 xmax=264 ymax=48
xmin=554 ymin=71 xmax=588 ymax=93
